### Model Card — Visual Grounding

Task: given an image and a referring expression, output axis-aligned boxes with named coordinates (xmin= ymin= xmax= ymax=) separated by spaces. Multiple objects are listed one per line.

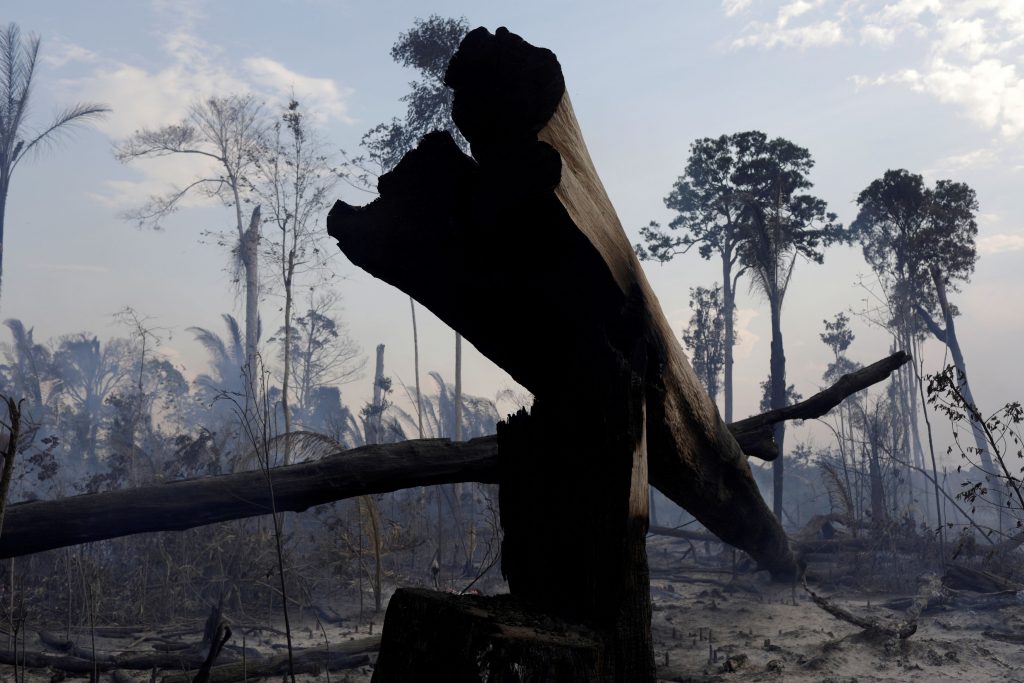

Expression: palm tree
xmin=0 ymin=23 xmax=109 ymax=306
xmin=187 ymin=314 xmax=249 ymax=401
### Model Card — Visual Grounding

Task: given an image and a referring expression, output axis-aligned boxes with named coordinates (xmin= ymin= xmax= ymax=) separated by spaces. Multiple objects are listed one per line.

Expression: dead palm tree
xmin=0 ymin=23 xmax=109 ymax=307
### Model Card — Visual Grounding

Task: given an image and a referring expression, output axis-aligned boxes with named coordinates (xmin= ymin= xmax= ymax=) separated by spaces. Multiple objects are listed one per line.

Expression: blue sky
xmin=4 ymin=0 xmax=1023 ymax=460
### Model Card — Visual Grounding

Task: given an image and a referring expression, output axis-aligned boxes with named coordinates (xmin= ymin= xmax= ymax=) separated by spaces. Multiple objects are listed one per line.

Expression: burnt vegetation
xmin=0 ymin=15 xmax=1020 ymax=683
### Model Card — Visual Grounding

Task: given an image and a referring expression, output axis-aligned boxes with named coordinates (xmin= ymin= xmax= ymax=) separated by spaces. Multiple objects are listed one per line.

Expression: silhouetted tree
xmin=271 ymin=292 xmax=363 ymax=422
xmin=0 ymin=23 xmax=108 ymax=307
xmin=636 ymin=134 xmax=750 ymax=422
xmin=51 ymin=334 xmax=132 ymax=469
xmin=682 ymin=285 xmax=731 ymax=404
xmin=732 ymin=131 xmax=842 ymax=519
xmin=851 ymin=170 xmax=987 ymax=472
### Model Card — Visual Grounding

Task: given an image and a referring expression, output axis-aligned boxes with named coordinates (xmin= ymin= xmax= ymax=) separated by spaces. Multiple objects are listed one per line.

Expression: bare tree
xmin=0 ymin=23 xmax=109 ymax=308
xmin=115 ymin=95 xmax=266 ymax=390
xmin=249 ymin=100 xmax=339 ymax=463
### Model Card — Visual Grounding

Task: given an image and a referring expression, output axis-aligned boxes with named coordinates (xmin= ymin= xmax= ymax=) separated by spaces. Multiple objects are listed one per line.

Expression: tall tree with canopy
xmin=116 ymin=95 xmax=266 ymax=393
xmin=636 ymin=134 xmax=748 ymax=422
xmin=0 ymin=23 xmax=108 ymax=308
xmin=731 ymin=131 xmax=843 ymax=520
xmin=850 ymin=170 xmax=989 ymax=476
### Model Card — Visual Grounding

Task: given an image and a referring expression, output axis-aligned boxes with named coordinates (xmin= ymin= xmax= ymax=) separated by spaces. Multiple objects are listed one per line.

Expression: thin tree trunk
xmin=411 ymin=298 xmax=423 ymax=439
xmin=370 ymin=345 xmax=386 ymax=445
xmin=0 ymin=182 xmax=7 ymax=312
xmin=454 ymin=333 xmax=463 ymax=442
xmin=926 ymin=268 xmax=992 ymax=472
xmin=769 ymin=296 xmax=786 ymax=521
xmin=281 ymin=246 xmax=295 ymax=465
xmin=867 ymin=422 xmax=886 ymax=523
xmin=721 ymin=253 xmax=735 ymax=423
xmin=242 ymin=206 xmax=262 ymax=388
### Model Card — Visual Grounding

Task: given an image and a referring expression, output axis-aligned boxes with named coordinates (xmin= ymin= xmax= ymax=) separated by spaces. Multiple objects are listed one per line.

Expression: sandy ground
xmin=7 ymin=538 xmax=1024 ymax=681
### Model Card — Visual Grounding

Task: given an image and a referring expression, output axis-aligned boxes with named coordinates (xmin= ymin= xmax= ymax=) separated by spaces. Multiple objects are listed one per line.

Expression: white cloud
xmin=722 ymin=0 xmax=754 ymax=17
xmin=732 ymin=19 xmax=843 ymax=49
xmin=924 ymin=147 xmax=997 ymax=178
xmin=243 ymin=57 xmax=354 ymax=124
xmin=58 ymin=27 xmax=354 ymax=209
xmin=726 ymin=1 xmax=1024 ymax=139
xmin=978 ymin=233 xmax=1024 ymax=254
xmin=41 ymin=37 xmax=98 ymax=67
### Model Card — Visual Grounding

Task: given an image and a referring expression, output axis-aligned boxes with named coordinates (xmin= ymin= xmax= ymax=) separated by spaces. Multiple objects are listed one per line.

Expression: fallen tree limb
xmin=0 ymin=350 xmax=903 ymax=561
xmin=160 ymin=638 xmax=380 ymax=683
xmin=803 ymin=574 xmax=943 ymax=639
xmin=729 ymin=352 xmax=909 ymax=460
xmin=0 ymin=436 xmax=498 ymax=558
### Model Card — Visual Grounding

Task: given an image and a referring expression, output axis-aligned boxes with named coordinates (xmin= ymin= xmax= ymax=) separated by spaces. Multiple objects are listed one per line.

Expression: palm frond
xmin=17 ymin=102 xmax=110 ymax=165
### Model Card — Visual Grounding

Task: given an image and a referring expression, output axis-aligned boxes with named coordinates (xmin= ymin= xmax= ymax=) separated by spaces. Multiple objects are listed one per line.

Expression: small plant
xmin=927 ymin=365 xmax=1023 ymax=532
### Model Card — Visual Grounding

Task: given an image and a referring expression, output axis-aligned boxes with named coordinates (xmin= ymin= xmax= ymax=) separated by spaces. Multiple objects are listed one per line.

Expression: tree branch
xmin=729 ymin=351 xmax=911 ymax=460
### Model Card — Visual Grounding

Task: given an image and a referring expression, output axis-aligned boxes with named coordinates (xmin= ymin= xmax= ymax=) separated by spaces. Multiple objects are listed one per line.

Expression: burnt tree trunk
xmin=326 ymin=26 xmax=804 ymax=679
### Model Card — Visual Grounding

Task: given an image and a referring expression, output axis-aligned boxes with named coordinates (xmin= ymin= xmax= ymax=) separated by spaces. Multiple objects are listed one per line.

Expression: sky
xmin=3 ymin=0 xmax=1023 ymax=464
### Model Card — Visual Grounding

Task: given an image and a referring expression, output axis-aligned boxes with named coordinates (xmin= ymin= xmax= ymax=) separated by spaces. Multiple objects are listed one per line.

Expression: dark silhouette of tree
xmin=116 ymin=95 xmax=266 ymax=389
xmin=270 ymin=292 xmax=363 ymax=420
xmin=681 ymin=284 xmax=731 ymax=404
xmin=188 ymin=314 xmax=248 ymax=402
xmin=820 ymin=312 xmax=861 ymax=383
xmin=758 ymin=377 xmax=803 ymax=414
xmin=636 ymin=134 xmax=750 ymax=422
xmin=0 ymin=23 xmax=108 ymax=307
xmin=850 ymin=170 xmax=988 ymax=474
xmin=731 ymin=131 xmax=843 ymax=520
xmin=51 ymin=334 xmax=132 ymax=469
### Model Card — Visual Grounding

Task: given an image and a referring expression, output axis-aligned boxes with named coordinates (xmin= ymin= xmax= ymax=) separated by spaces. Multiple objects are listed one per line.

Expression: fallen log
xmin=159 ymin=638 xmax=379 ymax=683
xmin=803 ymin=573 xmax=944 ymax=639
xmin=0 ymin=436 xmax=498 ymax=558
xmin=0 ymin=347 xmax=903 ymax=560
